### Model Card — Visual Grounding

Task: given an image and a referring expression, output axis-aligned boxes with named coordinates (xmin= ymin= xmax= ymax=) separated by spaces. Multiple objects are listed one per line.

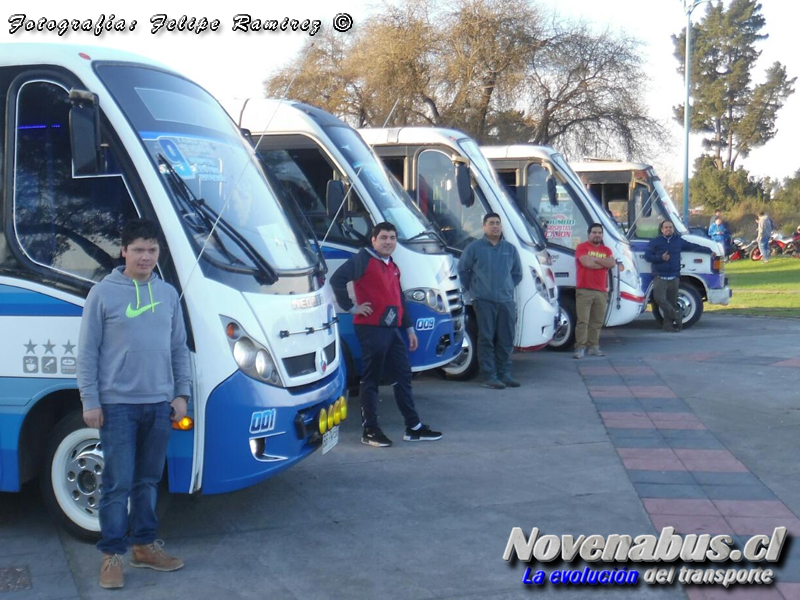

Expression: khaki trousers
xmin=575 ymin=289 xmax=608 ymax=350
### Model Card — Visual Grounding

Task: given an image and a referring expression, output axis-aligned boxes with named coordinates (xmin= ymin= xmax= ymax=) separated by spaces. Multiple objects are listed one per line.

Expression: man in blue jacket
xmin=644 ymin=220 xmax=714 ymax=332
xmin=458 ymin=213 xmax=523 ymax=389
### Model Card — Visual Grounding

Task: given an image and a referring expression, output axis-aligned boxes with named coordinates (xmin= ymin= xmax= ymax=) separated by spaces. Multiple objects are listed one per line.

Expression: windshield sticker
xmin=546 ymin=214 xmax=575 ymax=239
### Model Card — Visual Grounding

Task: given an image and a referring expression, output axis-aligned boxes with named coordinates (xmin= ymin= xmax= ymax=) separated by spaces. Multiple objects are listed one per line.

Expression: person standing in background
xmin=573 ymin=223 xmax=616 ymax=359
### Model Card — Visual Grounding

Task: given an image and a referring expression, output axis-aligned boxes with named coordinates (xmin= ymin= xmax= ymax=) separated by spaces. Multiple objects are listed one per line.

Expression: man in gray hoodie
xmin=458 ymin=213 xmax=522 ymax=389
xmin=78 ymin=219 xmax=190 ymax=589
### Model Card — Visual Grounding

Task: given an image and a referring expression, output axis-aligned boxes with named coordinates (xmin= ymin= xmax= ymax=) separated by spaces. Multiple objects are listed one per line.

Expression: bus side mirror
xmin=68 ymin=89 xmax=102 ymax=176
xmin=326 ymin=180 xmax=347 ymax=218
xmin=240 ymin=128 xmax=256 ymax=147
xmin=456 ymin=163 xmax=474 ymax=207
xmin=547 ymin=176 xmax=558 ymax=207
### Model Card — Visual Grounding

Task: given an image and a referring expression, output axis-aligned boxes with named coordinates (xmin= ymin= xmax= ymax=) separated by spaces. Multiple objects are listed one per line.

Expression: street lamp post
xmin=682 ymin=0 xmax=709 ymax=224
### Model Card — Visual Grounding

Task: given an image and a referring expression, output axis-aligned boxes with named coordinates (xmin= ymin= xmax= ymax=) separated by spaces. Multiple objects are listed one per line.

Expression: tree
xmin=264 ymin=0 xmax=666 ymax=156
xmin=690 ymin=156 xmax=765 ymax=210
xmin=673 ymin=0 xmax=795 ymax=170
xmin=521 ymin=22 xmax=667 ymax=158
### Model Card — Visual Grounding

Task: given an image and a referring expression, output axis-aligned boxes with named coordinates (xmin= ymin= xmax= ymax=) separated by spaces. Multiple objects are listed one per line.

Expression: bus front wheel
xmin=40 ymin=411 xmax=170 ymax=541
xmin=442 ymin=316 xmax=479 ymax=381
xmin=40 ymin=411 xmax=103 ymax=541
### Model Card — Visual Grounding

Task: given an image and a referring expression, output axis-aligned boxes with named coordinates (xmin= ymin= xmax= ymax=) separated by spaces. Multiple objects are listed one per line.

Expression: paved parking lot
xmin=2 ymin=313 xmax=799 ymax=600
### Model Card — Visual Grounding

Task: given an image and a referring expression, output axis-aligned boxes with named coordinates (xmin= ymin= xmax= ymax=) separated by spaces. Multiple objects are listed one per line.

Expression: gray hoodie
xmin=77 ymin=267 xmax=191 ymax=411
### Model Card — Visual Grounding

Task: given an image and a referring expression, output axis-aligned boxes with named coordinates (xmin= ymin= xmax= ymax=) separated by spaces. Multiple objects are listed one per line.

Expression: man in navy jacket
xmin=644 ymin=220 xmax=714 ymax=332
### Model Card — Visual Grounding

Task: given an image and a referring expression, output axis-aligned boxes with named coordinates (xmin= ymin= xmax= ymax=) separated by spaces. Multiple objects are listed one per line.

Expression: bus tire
xmin=40 ymin=411 xmax=104 ymax=541
xmin=651 ymin=283 xmax=703 ymax=329
xmin=40 ymin=411 xmax=170 ymax=542
xmin=442 ymin=315 xmax=479 ymax=381
xmin=548 ymin=296 xmax=576 ymax=351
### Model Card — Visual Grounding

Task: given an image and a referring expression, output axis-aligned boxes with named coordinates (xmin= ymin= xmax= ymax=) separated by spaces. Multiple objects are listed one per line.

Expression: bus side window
xmin=417 ymin=149 xmax=483 ymax=251
xmin=258 ymin=145 xmax=370 ymax=245
xmin=12 ymin=81 xmax=138 ymax=283
xmin=495 ymin=169 xmax=518 ymax=199
xmin=382 ymin=157 xmax=405 ymax=186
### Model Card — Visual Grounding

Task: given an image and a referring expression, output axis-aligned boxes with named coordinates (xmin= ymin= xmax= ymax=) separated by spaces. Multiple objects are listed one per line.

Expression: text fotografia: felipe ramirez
xmin=151 ymin=15 xmax=323 ymax=36
xmin=8 ymin=14 xmax=323 ymax=37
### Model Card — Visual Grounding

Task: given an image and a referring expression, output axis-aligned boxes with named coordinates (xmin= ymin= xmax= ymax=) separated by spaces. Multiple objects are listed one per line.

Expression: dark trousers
xmin=474 ymin=299 xmax=516 ymax=379
xmin=653 ymin=277 xmax=681 ymax=322
xmin=355 ymin=326 xmax=420 ymax=430
xmin=97 ymin=402 xmax=172 ymax=555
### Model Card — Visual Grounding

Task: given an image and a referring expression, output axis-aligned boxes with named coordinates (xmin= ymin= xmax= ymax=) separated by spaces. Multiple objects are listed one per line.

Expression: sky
xmin=2 ymin=0 xmax=798 ymax=186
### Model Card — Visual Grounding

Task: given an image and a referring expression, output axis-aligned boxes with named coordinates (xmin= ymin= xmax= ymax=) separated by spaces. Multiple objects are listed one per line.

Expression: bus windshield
xmin=651 ymin=176 xmax=688 ymax=234
xmin=96 ymin=64 xmax=317 ymax=274
xmin=458 ymin=139 xmax=546 ymax=249
xmin=550 ymin=154 xmax=625 ymax=242
xmin=325 ymin=126 xmax=435 ymax=242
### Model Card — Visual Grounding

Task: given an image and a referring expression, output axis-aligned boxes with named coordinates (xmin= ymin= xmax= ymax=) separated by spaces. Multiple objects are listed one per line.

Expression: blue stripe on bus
xmin=0 ymin=285 xmax=81 ymax=317
xmin=321 ymin=247 xmax=353 ymax=260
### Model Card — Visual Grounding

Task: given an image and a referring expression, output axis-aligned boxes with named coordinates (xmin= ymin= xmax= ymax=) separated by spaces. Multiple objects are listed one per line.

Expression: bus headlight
xmin=340 ymin=396 xmax=348 ymax=420
xmin=404 ymin=288 xmax=448 ymax=313
xmin=221 ymin=317 xmax=284 ymax=387
xmin=233 ymin=339 xmax=257 ymax=369
xmin=318 ymin=408 xmax=327 ymax=434
xmin=255 ymin=350 xmax=276 ymax=382
xmin=530 ymin=267 xmax=546 ymax=295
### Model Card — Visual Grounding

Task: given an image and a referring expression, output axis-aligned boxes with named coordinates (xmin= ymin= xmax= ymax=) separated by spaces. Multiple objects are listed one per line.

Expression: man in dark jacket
xmin=644 ymin=220 xmax=714 ymax=332
xmin=458 ymin=213 xmax=523 ymax=389
xmin=330 ymin=222 xmax=442 ymax=447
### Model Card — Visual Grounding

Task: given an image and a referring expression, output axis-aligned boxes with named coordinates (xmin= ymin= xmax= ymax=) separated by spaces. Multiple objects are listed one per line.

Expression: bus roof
xmin=0 ymin=43 xmax=175 ymax=74
xmin=224 ymin=98 xmax=349 ymax=132
xmin=358 ymin=126 xmax=471 ymax=146
xmin=569 ymin=160 xmax=652 ymax=173
xmin=481 ymin=145 xmax=559 ymax=161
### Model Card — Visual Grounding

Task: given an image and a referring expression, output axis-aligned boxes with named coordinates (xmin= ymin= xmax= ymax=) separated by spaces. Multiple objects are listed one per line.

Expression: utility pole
xmin=682 ymin=0 xmax=709 ymax=224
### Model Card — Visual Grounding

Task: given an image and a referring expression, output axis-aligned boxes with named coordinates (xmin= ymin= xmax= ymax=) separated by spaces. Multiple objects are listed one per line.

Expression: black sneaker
xmin=403 ymin=424 xmax=443 ymax=442
xmin=481 ymin=377 xmax=506 ymax=390
xmin=499 ymin=376 xmax=521 ymax=388
xmin=362 ymin=428 xmax=392 ymax=447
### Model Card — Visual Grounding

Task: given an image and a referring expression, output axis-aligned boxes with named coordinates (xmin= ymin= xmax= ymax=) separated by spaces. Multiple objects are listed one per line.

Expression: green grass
xmin=705 ymin=255 xmax=800 ymax=318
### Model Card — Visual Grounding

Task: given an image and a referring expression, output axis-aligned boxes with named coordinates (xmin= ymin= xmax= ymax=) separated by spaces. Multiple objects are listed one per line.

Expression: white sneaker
xmin=573 ymin=349 xmax=584 ymax=359
xmin=588 ymin=347 xmax=605 ymax=357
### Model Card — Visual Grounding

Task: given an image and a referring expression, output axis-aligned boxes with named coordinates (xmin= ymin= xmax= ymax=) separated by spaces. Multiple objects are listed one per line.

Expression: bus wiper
xmin=405 ymin=224 xmax=447 ymax=247
xmin=156 ymin=154 xmax=279 ymax=284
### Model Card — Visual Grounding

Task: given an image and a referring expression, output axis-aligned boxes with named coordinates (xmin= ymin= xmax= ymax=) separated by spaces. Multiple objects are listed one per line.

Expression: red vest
xmin=353 ymin=257 xmax=404 ymax=327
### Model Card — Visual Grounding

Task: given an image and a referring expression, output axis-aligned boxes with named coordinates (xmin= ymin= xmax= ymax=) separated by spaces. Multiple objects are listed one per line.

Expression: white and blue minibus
xmin=0 ymin=44 xmax=346 ymax=539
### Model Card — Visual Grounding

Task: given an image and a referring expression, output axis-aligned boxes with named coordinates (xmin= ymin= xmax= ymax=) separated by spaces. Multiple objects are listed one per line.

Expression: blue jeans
xmin=97 ymin=402 xmax=172 ymax=555
xmin=759 ymin=236 xmax=771 ymax=260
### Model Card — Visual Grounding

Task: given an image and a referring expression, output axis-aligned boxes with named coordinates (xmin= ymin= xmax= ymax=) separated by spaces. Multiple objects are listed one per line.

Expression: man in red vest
xmin=331 ymin=222 xmax=443 ymax=447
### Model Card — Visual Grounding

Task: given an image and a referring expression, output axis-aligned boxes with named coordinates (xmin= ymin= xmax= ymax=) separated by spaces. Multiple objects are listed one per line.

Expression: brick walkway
xmin=580 ymin=359 xmax=800 ymax=600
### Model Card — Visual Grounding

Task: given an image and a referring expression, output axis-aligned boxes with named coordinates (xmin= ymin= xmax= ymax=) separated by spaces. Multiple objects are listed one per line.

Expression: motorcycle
xmin=728 ymin=237 xmax=753 ymax=261
xmin=750 ymin=232 xmax=788 ymax=261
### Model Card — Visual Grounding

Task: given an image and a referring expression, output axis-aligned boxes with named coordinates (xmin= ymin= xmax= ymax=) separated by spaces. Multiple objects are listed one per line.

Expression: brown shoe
xmin=99 ymin=554 xmax=124 ymax=589
xmin=130 ymin=540 xmax=184 ymax=572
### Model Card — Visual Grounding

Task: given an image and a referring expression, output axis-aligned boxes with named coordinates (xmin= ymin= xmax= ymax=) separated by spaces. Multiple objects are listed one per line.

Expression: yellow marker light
xmin=318 ymin=408 xmax=327 ymax=435
xmin=333 ymin=400 xmax=341 ymax=426
xmin=327 ymin=407 xmax=335 ymax=430
xmin=340 ymin=396 xmax=348 ymax=421
xmin=172 ymin=417 xmax=194 ymax=431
